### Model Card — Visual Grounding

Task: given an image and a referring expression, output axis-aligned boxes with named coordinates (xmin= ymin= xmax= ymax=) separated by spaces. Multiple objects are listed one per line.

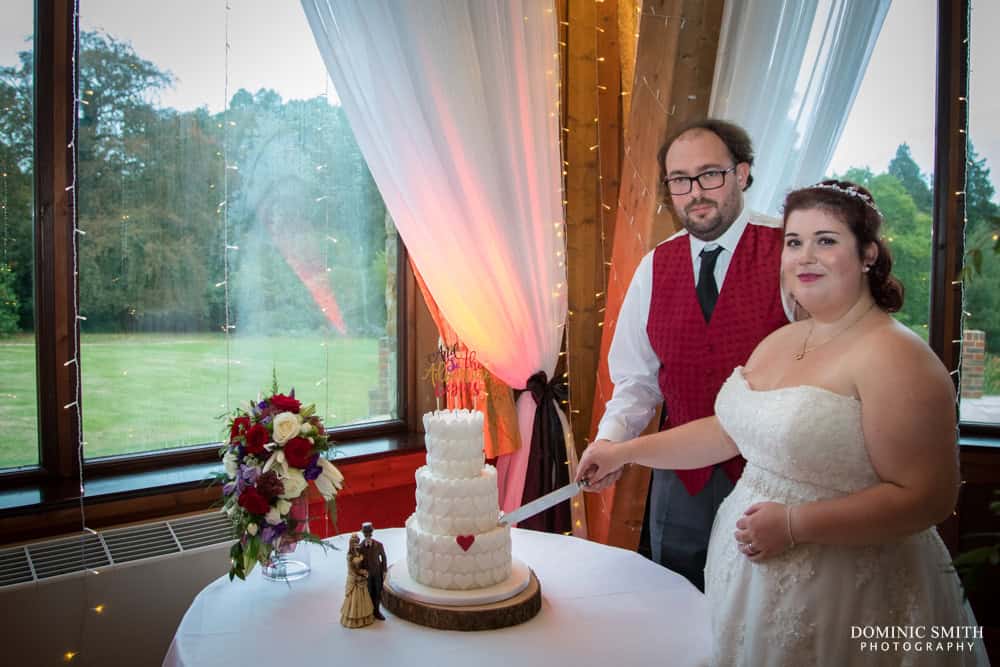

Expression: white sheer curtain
xmin=709 ymin=0 xmax=891 ymax=216
xmin=301 ymin=1 xmax=566 ymax=513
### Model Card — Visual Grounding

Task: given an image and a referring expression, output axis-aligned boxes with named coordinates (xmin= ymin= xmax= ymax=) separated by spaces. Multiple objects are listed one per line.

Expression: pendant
xmin=793 ymin=351 xmax=805 ymax=360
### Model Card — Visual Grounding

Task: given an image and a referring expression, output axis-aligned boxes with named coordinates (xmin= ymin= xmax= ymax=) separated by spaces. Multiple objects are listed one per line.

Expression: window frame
xmin=0 ymin=1 xmax=412 ymax=491
xmin=929 ymin=0 xmax=998 ymax=439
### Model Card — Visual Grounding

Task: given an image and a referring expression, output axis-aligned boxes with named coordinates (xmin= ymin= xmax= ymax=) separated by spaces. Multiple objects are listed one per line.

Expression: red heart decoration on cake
xmin=456 ymin=535 xmax=475 ymax=551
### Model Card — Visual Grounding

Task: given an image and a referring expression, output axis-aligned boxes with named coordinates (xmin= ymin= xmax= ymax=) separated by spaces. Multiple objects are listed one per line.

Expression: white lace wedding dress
xmin=704 ymin=367 xmax=988 ymax=666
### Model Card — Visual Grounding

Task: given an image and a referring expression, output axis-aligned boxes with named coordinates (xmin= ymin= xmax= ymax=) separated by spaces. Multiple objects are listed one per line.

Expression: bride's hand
xmin=575 ymin=439 xmax=623 ymax=490
xmin=734 ymin=502 xmax=792 ymax=561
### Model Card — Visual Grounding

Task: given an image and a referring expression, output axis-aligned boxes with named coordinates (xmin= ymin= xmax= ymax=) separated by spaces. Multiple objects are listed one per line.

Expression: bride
xmin=577 ymin=180 xmax=988 ymax=665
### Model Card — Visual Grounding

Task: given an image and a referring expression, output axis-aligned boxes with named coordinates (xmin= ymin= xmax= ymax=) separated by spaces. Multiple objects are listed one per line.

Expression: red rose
xmin=230 ymin=415 xmax=251 ymax=443
xmin=269 ymin=393 xmax=301 ymax=413
xmin=237 ymin=486 xmax=270 ymax=515
xmin=245 ymin=423 xmax=269 ymax=456
xmin=283 ymin=437 xmax=314 ymax=469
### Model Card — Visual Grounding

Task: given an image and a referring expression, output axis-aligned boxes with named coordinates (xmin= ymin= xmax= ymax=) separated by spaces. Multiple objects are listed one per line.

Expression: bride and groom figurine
xmin=581 ymin=118 xmax=988 ymax=665
xmin=340 ymin=522 xmax=387 ymax=628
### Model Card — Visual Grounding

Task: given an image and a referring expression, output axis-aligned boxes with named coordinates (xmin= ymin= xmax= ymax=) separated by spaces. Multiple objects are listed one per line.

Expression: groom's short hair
xmin=657 ymin=118 xmax=756 ymax=194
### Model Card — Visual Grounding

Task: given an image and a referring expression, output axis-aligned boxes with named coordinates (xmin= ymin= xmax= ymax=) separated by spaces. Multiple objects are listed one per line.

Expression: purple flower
xmin=303 ymin=454 xmax=322 ymax=481
xmin=239 ymin=465 xmax=259 ymax=484
xmin=222 ymin=481 xmax=236 ymax=496
xmin=261 ymin=522 xmax=287 ymax=545
xmin=235 ymin=464 xmax=260 ymax=494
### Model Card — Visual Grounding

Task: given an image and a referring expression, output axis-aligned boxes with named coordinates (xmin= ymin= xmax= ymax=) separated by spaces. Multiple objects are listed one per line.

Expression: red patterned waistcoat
xmin=646 ymin=223 xmax=787 ymax=495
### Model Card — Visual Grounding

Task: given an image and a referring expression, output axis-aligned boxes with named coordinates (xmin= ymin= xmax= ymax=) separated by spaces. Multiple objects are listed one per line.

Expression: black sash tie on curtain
xmin=518 ymin=370 xmax=571 ymax=533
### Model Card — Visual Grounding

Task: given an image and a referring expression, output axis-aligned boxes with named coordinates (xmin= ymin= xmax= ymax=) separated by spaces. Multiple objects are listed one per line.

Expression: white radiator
xmin=1 ymin=512 xmax=234 ymax=667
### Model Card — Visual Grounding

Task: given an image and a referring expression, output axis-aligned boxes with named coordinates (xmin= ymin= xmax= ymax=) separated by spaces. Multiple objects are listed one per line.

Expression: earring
xmin=863 ymin=265 xmax=871 ymax=273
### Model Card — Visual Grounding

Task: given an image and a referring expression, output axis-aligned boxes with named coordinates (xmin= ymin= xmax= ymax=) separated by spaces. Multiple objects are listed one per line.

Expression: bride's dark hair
xmin=782 ymin=179 xmax=904 ymax=313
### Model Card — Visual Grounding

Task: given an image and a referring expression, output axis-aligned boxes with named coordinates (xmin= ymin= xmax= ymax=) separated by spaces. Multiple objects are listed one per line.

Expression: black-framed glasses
xmin=663 ymin=166 xmax=737 ymax=195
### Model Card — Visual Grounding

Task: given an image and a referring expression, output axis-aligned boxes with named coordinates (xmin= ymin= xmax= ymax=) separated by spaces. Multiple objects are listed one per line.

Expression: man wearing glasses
xmin=585 ymin=119 xmax=791 ymax=590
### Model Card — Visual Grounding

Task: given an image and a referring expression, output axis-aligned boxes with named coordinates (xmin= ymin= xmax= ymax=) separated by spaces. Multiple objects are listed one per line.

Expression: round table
xmin=164 ymin=527 xmax=712 ymax=667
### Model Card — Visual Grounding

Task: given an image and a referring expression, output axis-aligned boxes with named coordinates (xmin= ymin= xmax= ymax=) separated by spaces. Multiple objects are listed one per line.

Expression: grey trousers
xmin=647 ymin=466 xmax=735 ymax=592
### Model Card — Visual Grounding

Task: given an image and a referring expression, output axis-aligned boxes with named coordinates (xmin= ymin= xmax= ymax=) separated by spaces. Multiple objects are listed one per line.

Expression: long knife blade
xmin=499 ymin=481 xmax=584 ymax=526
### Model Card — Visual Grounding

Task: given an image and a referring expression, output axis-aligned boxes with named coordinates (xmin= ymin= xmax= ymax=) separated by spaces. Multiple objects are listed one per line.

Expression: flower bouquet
xmin=221 ymin=379 xmax=344 ymax=580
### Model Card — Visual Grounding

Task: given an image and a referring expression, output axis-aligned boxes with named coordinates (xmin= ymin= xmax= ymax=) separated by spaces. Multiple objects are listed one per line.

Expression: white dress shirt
xmin=595 ymin=208 xmax=791 ymax=443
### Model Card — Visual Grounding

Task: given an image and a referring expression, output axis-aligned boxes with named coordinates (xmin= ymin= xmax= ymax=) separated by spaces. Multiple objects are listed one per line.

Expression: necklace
xmin=794 ymin=302 xmax=877 ymax=360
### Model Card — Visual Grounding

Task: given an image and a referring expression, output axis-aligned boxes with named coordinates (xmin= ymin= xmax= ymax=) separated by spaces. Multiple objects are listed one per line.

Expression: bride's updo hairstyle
xmin=783 ymin=179 xmax=904 ymax=313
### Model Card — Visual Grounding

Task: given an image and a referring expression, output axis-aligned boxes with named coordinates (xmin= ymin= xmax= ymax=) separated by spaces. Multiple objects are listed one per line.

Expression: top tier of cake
xmin=422 ymin=409 xmax=485 ymax=479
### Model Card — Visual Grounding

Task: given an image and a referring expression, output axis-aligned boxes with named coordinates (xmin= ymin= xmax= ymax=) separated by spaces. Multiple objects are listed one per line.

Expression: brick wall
xmin=962 ymin=329 xmax=986 ymax=399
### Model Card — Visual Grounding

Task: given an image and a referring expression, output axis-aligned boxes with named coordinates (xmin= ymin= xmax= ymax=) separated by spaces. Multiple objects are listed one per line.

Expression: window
xmin=0 ymin=2 xmax=37 ymax=469
xmin=830 ymin=1 xmax=996 ymax=433
xmin=960 ymin=0 xmax=1000 ymax=427
xmin=2 ymin=1 xmax=405 ymax=484
xmin=828 ymin=2 xmax=936 ymax=337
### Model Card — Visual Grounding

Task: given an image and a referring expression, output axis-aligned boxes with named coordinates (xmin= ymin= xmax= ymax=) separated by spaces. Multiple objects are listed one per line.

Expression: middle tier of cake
xmin=413 ymin=464 xmax=500 ymax=534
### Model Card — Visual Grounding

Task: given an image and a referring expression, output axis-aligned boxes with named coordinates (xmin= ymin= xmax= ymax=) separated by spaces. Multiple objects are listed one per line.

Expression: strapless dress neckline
xmin=733 ymin=365 xmax=860 ymax=405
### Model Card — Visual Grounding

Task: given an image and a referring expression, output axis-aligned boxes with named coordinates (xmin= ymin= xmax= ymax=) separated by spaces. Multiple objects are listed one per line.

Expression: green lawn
xmin=0 ymin=333 xmax=390 ymax=468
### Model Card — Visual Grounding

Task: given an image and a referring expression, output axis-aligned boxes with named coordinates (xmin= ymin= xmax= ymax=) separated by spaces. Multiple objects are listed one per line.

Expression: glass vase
xmin=261 ymin=494 xmax=312 ymax=582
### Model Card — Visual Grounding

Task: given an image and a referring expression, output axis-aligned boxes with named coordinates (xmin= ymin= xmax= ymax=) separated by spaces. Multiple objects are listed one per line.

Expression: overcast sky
xmin=1 ymin=1 xmax=997 ymax=200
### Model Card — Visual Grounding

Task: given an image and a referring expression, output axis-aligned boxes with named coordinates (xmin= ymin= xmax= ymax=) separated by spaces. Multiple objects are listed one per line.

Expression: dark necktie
xmin=697 ymin=245 xmax=723 ymax=322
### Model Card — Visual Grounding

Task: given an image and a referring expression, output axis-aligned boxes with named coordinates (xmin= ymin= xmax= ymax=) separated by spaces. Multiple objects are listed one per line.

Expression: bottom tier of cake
xmin=404 ymin=515 xmax=512 ymax=590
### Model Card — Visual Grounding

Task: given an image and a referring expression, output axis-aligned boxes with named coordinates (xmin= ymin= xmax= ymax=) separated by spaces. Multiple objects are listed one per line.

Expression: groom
xmin=588 ymin=119 xmax=791 ymax=590
xmin=359 ymin=522 xmax=387 ymax=620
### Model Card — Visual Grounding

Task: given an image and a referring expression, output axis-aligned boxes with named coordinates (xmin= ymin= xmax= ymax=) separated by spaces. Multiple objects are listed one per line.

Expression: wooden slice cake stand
xmin=382 ymin=558 xmax=541 ymax=631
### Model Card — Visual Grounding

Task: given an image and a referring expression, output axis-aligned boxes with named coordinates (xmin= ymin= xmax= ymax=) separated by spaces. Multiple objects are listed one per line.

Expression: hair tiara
xmin=808 ymin=182 xmax=881 ymax=216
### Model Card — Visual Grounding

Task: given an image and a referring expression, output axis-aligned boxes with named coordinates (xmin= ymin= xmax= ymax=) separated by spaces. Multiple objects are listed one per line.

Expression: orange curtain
xmin=412 ymin=260 xmax=521 ymax=460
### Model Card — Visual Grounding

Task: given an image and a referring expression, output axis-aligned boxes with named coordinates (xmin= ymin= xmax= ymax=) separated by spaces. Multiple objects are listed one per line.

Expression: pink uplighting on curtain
xmin=302 ymin=0 xmax=567 ymax=513
xmin=283 ymin=255 xmax=346 ymax=334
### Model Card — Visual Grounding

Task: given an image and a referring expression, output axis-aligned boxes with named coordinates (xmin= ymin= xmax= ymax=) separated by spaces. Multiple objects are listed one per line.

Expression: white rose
xmin=246 ymin=523 xmax=258 ymax=536
xmin=276 ymin=498 xmax=292 ymax=515
xmin=223 ymin=451 xmax=238 ymax=479
xmin=271 ymin=411 xmax=302 ymax=444
xmin=265 ymin=507 xmax=282 ymax=525
xmin=280 ymin=468 xmax=308 ymax=500
xmin=299 ymin=422 xmax=314 ymax=435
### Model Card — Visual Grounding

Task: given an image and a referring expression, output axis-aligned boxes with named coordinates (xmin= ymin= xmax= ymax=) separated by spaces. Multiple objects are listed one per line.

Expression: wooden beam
xmin=563 ymin=0 xmax=622 ymax=457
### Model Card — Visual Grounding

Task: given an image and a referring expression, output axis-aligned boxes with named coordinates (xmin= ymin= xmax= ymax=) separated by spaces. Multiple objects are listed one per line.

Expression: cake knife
xmin=498 ymin=480 xmax=587 ymax=526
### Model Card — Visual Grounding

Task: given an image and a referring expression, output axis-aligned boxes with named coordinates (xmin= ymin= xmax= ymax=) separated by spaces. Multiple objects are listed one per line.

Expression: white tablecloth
xmin=164 ymin=528 xmax=712 ymax=667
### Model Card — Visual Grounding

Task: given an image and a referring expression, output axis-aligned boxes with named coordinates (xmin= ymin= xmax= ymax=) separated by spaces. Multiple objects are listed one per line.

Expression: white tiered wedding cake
xmin=404 ymin=410 xmax=513 ymax=590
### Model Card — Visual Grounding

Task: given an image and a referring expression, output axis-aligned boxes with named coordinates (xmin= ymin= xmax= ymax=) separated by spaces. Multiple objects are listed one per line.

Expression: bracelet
xmin=786 ymin=504 xmax=797 ymax=549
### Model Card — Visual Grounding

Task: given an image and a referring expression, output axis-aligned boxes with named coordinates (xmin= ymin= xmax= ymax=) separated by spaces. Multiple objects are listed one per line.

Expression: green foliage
xmin=837 ymin=166 xmax=932 ymax=330
xmin=0 ymin=263 xmax=19 ymax=334
xmin=888 ymin=143 xmax=932 ymax=211
xmin=986 ymin=354 xmax=1000 ymax=395
xmin=835 ymin=141 xmax=1000 ymax=352
xmin=961 ymin=145 xmax=1000 ymax=353
xmin=1 ymin=29 xmax=392 ymax=338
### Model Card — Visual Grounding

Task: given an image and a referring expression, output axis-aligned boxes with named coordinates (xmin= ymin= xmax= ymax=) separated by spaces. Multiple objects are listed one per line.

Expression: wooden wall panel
xmin=563 ymin=0 xmax=622 ymax=460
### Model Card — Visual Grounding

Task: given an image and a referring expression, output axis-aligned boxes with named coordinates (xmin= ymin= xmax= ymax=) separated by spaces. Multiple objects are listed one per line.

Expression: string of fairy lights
xmin=1 ymin=171 xmax=8 ymax=263
xmin=221 ymin=0 xmax=234 ymax=414
xmin=550 ymin=2 xmax=632 ymax=536
xmin=62 ymin=0 xmax=103 ymax=661
xmin=321 ymin=78 xmax=334 ymax=422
